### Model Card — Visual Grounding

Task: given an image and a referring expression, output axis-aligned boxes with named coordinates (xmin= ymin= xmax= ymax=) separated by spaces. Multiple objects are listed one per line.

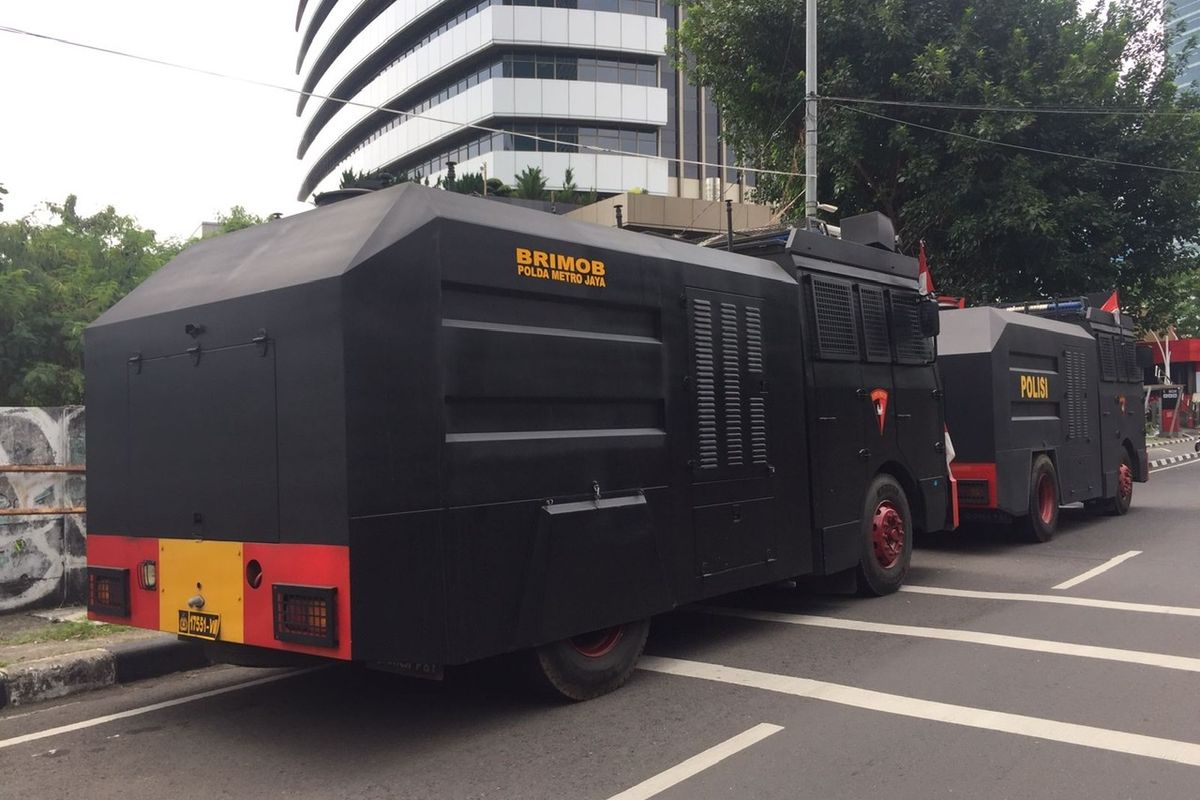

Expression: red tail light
xmin=272 ymin=585 xmax=337 ymax=647
xmin=88 ymin=567 xmax=131 ymax=617
xmin=957 ymin=480 xmax=990 ymax=507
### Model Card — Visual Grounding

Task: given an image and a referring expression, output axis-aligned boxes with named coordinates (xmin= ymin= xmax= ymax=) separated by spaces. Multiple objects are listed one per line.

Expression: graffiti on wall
xmin=0 ymin=406 xmax=86 ymax=611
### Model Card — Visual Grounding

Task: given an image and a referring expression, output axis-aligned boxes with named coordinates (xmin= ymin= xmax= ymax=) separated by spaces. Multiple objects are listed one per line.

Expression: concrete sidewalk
xmin=1146 ymin=432 xmax=1198 ymax=448
xmin=0 ymin=607 xmax=209 ymax=708
xmin=1146 ymin=431 xmax=1200 ymax=469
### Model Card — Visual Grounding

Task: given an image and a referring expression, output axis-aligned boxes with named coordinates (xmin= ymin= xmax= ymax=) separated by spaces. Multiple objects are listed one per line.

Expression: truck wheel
xmin=1106 ymin=451 xmax=1134 ymax=516
xmin=855 ymin=474 xmax=913 ymax=596
xmin=530 ymin=619 xmax=650 ymax=701
xmin=1019 ymin=455 xmax=1059 ymax=543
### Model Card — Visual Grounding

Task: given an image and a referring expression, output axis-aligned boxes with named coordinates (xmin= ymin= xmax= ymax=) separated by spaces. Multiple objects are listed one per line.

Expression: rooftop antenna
xmin=726 ymin=198 xmax=734 ymax=250
xmin=804 ymin=0 xmax=818 ymax=222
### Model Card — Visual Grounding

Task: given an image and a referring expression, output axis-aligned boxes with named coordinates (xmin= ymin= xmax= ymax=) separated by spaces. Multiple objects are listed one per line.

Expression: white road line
xmin=900 ymin=585 xmax=1200 ymax=617
xmin=1151 ymin=458 xmax=1200 ymax=473
xmin=605 ymin=723 xmax=784 ymax=800
xmin=698 ymin=606 xmax=1200 ymax=673
xmin=0 ymin=668 xmax=319 ymax=751
xmin=638 ymin=656 xmax=1200 ymax=768
xmin=1053 ymin=550 xmax=1143 ymax=591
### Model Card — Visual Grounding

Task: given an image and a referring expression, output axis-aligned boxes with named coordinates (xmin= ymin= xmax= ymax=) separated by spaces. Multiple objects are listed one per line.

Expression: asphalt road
xmin=4 ymin=455 xmax=1199 ymax=800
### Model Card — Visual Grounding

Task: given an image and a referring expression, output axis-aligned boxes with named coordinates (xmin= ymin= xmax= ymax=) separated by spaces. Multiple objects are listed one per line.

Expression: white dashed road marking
xmin=699 ymin=606 xmax=1200 ymax=673
xmin=900 ymin=585 xmax=1200 ymax=617
xmin=1151 ymin=457 xmax=1200 ymax=473
xmin=605 ymin=723 xmax=784 ymax=800
xmin=0 ymin=668 xmax=320 ymax=751
xmin=638 ymin=656 xmax=1200 ymax=768
xmin=1053 ymin=550 xmax=1143 ymax=590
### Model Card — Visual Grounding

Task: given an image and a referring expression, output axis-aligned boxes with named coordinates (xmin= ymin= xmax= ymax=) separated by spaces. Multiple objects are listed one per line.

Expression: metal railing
xmin=0 ymin=464 xmax=86 ymax=517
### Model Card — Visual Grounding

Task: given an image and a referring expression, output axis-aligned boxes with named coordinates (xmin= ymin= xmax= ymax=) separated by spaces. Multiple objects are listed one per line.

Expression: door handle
xmin=858 ymin=448 xmax=871 ymax=460
xmin=897 ymin=413 xmax=913 ymax=420
xmin=856 ymin=388 xmax=869 ymax=399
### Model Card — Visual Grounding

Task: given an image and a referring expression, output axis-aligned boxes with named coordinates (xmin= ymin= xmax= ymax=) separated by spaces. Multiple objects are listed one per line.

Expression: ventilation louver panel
xmin=1065 ymin=349 xmax=1089 ymax=440
xmin=692 ymin=298 xmax=719 ymax=470
xmin=749 ymin=397 xmax=768 ymax=465
xmin=746 ymin=306 xmax=764 ymax=373
xmin=721 ymin=303 xmax=744 ymax=466
xmin=689 ymin=290 xmax=770 ymax=478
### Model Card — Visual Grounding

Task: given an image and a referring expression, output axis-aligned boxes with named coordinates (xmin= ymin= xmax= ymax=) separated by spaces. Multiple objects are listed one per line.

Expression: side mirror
xmin=919 ymin=298 xmax=941 ymax=339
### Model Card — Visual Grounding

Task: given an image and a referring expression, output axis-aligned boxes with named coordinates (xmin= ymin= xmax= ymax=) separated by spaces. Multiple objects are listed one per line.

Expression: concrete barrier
xmin=0 ymin=406 xmax=86 ymax=612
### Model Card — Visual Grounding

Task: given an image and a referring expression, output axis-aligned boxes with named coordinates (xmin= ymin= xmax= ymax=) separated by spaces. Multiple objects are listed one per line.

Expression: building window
xmin=502 ymin=0 xmax=655 ymax=14
xmin=346 ymin=51 xmax=662 ymax=161
xmin=382 ymin=121 xmax=661 ymax=179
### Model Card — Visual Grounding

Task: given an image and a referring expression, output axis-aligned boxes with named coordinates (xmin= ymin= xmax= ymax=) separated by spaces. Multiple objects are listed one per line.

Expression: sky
xmin=0 ymin=1 xmax=312 ymax=240
xmin=0 ymin=0 xmax=1115 ymax=241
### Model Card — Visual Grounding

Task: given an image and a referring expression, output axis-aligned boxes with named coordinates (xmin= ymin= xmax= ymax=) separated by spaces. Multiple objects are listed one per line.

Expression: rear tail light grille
xmin=88 ymin=567 xmax=131 ymax=617
xmin=272 ymin=585 xmax=337 ymax=647
xmin=957 ymin=480 xmax=990 ymax=506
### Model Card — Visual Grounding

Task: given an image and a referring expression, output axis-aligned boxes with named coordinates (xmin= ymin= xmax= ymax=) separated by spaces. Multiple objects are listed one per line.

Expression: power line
xmin=0 ymin=24 xmax=814 ymax=182
xmin=832 ymin=102 xmax=1200 ymax=176
xmin=825 ymin=95 xmax=1200 ymax=117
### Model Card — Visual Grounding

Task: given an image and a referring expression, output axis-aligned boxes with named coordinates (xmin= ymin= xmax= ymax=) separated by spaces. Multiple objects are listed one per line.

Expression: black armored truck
xmin=85 ymin=185 xmax=951 ymax=699
xmin=939 ymin=298 xmax=1149 ymax=541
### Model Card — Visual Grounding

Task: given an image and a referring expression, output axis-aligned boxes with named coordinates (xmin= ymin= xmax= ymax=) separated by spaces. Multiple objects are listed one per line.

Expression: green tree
xmin=674 ymin=0 xmax=1200 ymax=310
xmin=0 ymin=182 xmax=8 ymax=213
xmin=1137 ymin=267 xmax=1200 ymax=337
xmin=212 ymin=205 xmax=265 ymax=235
xmin=513 ymin=166 xmax=548 ymax=200
xmin=486 ymin=177 xmax=513 ymax=197
xmin=339 ymin=168 xmax=408 ymax=190
xmin=558 ymin=167 xmax=579 ymax=205
xmin=0 ymin=196 xmax=183 ymax=405
xmin=444 ymin=170 xmax=486 ymax=194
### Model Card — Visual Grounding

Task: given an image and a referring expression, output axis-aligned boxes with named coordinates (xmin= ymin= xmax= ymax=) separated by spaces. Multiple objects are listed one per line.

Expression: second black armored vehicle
xmin=939 ymin=298 xmax=1148 ymax=541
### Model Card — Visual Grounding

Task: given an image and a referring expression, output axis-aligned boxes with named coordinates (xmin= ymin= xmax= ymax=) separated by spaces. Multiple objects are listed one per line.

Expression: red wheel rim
xmin=871 ymin=500 xmax=905 ymax=570
xmin=570 ymin=626 xmax=623 ymax=658
xmin=1037 ymin=473 xmax=1056 ymax=524
xmin=1118 ymin=463 xmax=1133 ymax=502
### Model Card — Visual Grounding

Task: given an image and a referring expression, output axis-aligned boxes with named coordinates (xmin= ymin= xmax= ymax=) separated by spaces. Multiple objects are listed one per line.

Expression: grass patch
xmin=0 ymin=621 xmax=128 ymax=647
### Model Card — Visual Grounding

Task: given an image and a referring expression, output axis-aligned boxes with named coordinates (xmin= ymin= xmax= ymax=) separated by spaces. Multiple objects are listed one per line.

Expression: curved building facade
xmin=292 ymin=0 xmax=741 ymax=202
xmin=1170 ymin=1 xmax=1200 ymax=89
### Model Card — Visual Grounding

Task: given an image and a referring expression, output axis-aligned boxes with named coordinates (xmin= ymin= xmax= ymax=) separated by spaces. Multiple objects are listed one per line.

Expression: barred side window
xmin=891 ymin=291 xmax=934 ymax=364
xmin=1098 ymin=334 xmax=1118 ymax=382
xmin=859 ymin=286 xmax=891 ymax=363
xmin=810 ymin=277 xmax=859 ymax=361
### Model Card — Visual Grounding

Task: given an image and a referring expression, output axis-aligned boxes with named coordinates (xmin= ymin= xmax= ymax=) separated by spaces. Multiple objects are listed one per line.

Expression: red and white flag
xmin=918 ymin=240 xmax=935 ymax=295
xmin=1100 ymin=291 xmax=1120 ymax=322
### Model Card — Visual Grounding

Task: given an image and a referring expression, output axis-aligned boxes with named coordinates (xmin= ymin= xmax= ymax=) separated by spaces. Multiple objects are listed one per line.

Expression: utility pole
xmin=804 ymin=0 xmax=818 ymax=221
xmin=726 ymin=199 xmax=734 ymax=251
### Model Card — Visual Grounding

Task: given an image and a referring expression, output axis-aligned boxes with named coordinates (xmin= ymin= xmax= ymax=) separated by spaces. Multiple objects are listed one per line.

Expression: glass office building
xmin=1169 ymin=1 xmax=1200 ymax=89
xmin=293 ymin=0 xmax=742 ymax=200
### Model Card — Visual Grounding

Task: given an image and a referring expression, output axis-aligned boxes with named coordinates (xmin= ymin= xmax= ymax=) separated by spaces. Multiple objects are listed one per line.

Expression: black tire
xmin=1106 ymin=450 xmax=1134 ymax=516
xmin=530 ymin=618 xmax=650 ymax=701
xmin=1018 ymin=455 xmax=1059 ymax=543
xmin=855 ymin=474 xmax=913 ymax=596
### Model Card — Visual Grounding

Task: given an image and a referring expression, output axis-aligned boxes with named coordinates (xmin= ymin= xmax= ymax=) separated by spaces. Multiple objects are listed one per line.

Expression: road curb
xmin=1149 ymin=451 xmax=1200 ymax=469
xmin=1148 ymin=434 xmax=1197 ymax=447
xmin=0 ymin=638 xmax=210 ymax=710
